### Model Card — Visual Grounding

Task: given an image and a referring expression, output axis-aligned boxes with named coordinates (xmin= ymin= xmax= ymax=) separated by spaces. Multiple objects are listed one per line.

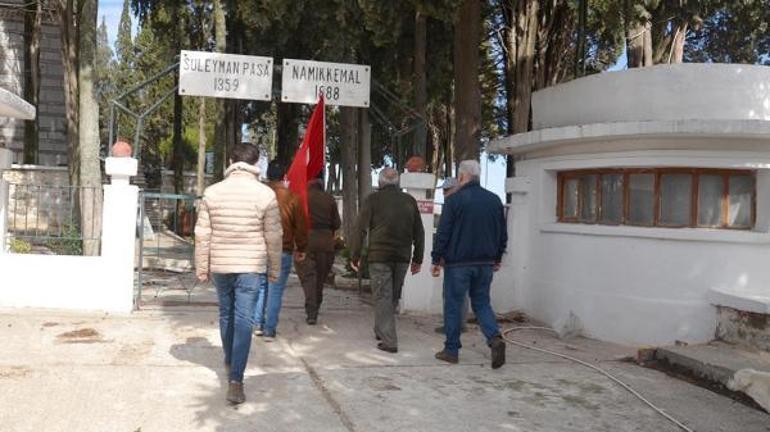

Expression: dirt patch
xmin=41 ymin=322 xmax=59 ymax=328
xmin=56 ymin=328 xmax=107 ymax=344
xmin=0 ymin=366 xmax=31 ymax=379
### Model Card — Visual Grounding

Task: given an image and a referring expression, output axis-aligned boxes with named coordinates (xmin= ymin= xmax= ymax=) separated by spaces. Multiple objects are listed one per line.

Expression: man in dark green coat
xmin=351 ymin=167 xmax=425 ymax=353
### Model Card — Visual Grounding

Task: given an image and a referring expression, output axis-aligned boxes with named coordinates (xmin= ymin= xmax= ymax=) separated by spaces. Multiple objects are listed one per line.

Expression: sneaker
xmin=254 ymin=328 xmax=264 ymax=337
xmin=306 ymin=317 xmax=317 ymax=325
xmin=263 ymin=333 xmax=276 ymax=342
xmin=490 ymin=335 xmax=506 ymax=369
xmin=435 ymin=350 xmax=459 ymax=364
xmin=377 ymin=342 xmax=397 ymax=353
xmin=226 ymin=382 xmax=245 ymax=404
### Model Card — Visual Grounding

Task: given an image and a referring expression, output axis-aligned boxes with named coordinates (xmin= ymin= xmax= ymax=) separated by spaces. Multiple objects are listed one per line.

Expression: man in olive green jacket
xmin=351 ymin=167 xmax=424 ymax=353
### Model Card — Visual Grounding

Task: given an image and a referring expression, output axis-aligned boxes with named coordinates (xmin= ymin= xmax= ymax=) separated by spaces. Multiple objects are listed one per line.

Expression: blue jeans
xmin=443 ymin=265 xmax=500 ymax=356
xmin=212 ymin=272 xmax=263 ymax=383
xmin=253 ymin=253 xmax=293 ymax=336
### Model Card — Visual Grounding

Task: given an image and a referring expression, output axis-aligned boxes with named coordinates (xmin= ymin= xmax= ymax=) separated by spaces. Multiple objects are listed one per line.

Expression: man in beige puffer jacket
xmin=195 ymin=143 xmax=282 ymax=405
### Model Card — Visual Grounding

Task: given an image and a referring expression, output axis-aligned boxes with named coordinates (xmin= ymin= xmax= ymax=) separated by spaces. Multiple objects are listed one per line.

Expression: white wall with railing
xmin=0 ymin=149 xmax=139 ymax=313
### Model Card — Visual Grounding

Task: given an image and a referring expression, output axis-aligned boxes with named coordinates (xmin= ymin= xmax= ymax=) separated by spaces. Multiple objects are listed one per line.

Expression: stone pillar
xmin=399 ymin=172 xmax=443 ymax=313
xmin=0 ymin=148 xmax=11 ymax=253
xmin=101 ymin=157 xmax=139 ymax=311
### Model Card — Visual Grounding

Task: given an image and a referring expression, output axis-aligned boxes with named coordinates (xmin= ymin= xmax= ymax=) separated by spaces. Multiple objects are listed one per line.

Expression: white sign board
xmin=281 ymin=59 xmax=370 ymax=107
xmin=179 ymin=50 xmax=273 ymax=100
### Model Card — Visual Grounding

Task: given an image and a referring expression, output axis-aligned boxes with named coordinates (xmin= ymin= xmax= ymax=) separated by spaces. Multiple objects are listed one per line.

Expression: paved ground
xmin=1 ymin=276 xmax=768 ymax=432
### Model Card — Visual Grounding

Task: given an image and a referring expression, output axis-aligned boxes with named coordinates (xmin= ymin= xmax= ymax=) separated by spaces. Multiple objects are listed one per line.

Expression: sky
xmin=96 ymin=0 xmax=629 ymax=204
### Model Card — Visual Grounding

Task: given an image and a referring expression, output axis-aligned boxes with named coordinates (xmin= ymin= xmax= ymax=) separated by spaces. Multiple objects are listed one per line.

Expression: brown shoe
xmin=435 ymin=350 xmax=459 ymax=364
xmin=226 ymin=382 xmax=245 ymax=404
xmin=490 ymin=336 xmax=506 ymax=369
xmin=377 ymin=342 xmax=397 ymax=353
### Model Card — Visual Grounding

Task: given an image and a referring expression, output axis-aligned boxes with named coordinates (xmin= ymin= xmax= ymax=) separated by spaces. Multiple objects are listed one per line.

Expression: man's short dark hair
xmin=267 ymin=159 xmax=286 ymax=181
xmin=231 ymin=143 xmax=260 ymax=165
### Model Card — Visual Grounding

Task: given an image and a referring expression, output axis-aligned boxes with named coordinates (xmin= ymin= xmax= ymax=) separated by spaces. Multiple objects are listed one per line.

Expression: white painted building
xmin=489 ymin=63 xmax=770 ymax=346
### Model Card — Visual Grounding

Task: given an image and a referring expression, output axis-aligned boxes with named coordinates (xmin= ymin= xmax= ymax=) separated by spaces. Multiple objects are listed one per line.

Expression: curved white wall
xmin=533 ymin=64 xmax=770 ymax=130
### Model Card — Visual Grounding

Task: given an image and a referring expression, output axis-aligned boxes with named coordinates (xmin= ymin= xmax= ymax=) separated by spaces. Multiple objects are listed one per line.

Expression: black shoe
xmin=226 ymin=382 xmax=245 ymax=404
xmin=434 ymin=350 xmax=459 ymax=364
xmin=375 ymin=333 xmax=381 ymax=341
xmin=490 ymin=336 xmax=506 ymax=369
xmin=377 ymin=342 xmax=397 ymax=353
xmin=306 ymin=317 xmax=317 ymax=325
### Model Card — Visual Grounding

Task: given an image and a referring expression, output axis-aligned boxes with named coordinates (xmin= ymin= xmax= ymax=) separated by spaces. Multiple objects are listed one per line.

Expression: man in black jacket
xmin=351 ymin=167 xmax=424 ymax=353
xmin=431 ymin=160 xmax=508 ymax=369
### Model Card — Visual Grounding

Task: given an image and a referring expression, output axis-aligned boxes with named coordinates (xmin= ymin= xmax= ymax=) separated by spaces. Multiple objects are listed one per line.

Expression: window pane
xmin=579 ymin=175 xmax=598 ymax=222
xmin=563 ymin=178 xmax=578 ymax=219
xmin=600 ymin=174 xmax=623 ymax=224
xmin=659 ymin=174 xmax=692 ymax=226
xmin=697 ymin=174 xmax=723 ymax=226
xmin=728 ymin=175 xmax=753 ymax=228
xmin=628 ymin=173 xmax=655 ymax=225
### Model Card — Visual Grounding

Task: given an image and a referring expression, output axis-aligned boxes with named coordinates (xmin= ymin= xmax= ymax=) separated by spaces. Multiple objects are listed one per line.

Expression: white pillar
xmin=101 ymin=157 xmax=139 ymax=312
xmin=399 ymin=172 xmax=443 ymax=313
xmin=0 ymin=149 xmax=11 ymax=253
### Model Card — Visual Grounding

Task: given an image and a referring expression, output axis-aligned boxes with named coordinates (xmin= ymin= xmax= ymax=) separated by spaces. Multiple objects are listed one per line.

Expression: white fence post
xmin=0 ymin=149 xmax=10 ymax=253
xmin=101 ymin=157 xmax=139 ymax=311
xmin=399 ymin=172 xmax=443 ymax=313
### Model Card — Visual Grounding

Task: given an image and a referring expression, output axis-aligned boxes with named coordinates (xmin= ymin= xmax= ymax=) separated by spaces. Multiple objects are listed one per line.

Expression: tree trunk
xmin=276 ymin=97 xmax=299 ymax=166
xmin=357 ymin=108 xmax=372 ymax=200
xmin=452 ymin=0 xmax=481 ymax=163
xmin=340 ymin=106 xmax=358 ymax=244
xmin=23 ymin=1 xmax=42 ymax=164
xmin=78 ymin=0 xmax=103 ymax=256
xmin=57 ymin=0 xmax=80 ymax=189
xmin=667 ymin=22 xmax=688 ymax=64
xmin=172 ymin=5 xmax=185 ymax=195
xmin=413 ymin=10 xmax=427 ymax=158
xmin=213 ymin=0 xmax=227 ymax=179
xmin=196 ymin=97 xmax=207 ymax=196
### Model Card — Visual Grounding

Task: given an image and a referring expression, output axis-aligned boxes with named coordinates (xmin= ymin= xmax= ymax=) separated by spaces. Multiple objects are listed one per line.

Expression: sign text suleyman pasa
xmin=281 ymin=59 xmax=371 ymax=107
xmin=178 ymin=50 xmax=273 ymax=100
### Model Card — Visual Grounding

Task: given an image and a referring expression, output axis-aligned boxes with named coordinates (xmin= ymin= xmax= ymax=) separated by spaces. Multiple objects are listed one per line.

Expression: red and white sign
xmin=417 ymin=200 xmax=434 ymax=214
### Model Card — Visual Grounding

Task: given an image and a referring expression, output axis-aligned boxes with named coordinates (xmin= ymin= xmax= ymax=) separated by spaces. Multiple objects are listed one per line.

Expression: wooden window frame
xmin=557 ymin=168 xmax=756 ymax=230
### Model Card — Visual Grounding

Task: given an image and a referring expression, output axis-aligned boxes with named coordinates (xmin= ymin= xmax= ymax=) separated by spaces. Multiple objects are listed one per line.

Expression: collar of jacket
xmin=459 ymin=179 xmax=481 ymax=191
xmin=225 ymin=162 xmax=260 ymax=178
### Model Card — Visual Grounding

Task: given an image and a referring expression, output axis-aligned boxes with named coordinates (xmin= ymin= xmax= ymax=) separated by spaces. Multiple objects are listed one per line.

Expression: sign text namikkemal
xmin=281 ymin=59 xmax=371 ymax=107
xmin=178 ymin=50 xmax=273 ymax=100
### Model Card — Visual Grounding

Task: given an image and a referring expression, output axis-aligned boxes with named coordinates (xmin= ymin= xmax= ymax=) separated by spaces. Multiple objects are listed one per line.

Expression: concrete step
xmin=655 ymin=341 xmax=770 ymax=412
xmin=657 ymin=341 xmax=770 ymax=386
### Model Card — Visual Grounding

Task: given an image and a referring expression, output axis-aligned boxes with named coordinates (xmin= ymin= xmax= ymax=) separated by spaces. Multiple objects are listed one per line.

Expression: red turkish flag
xmin=286 ymin=96 xmax=326 ymax=220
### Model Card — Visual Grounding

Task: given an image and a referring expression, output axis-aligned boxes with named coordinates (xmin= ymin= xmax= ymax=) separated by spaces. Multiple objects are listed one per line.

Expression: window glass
xmin=728 ymin=175 xmax=753 ymax=228
xmin=697 ymin=174 xmax=723 ymax=226
xmin=660 ymin=174 xmax=692 ymax=226
xmin=600 ymin=174 xmax=623 ymax=224
xmin=563 ymin=178 xmax=578 ymax=219
xmin=578 ymin=175 xmax=598 ymax=222
xmin=628 ymin=173 xmax=655 ymax=225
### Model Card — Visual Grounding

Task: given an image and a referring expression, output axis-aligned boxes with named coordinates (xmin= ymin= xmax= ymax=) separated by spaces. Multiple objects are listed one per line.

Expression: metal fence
xmin=135 ymin=191 xmax=199 ymax=308
xmin=5 ymin=184 xmax=103 ymax=256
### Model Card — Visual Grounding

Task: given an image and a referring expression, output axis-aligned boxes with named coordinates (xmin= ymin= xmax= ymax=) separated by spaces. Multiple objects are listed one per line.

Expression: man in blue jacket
xmin=431 ymin=160 xmax=508 ymax=369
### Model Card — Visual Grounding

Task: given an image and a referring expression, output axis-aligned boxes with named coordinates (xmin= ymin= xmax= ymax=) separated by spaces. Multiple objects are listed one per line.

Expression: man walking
xmin=296 ymin=174 xmax=341 ymax=325
xmin=431 ymin=160 xmax=508 ymax=369
xmin=195 ymin=143 xmax=283 ymax=404
xmin=253 ymin=160 xmax=308 ymax=341
xmin=351 ymin=168 xmax=424 ymax=353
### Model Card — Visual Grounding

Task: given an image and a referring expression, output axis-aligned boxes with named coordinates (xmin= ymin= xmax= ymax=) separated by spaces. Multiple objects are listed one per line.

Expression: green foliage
xmin=9 ymin=238 xmax=32 ymax=254
xmin=685 ymin=0 xmax=770 ymax=64
xmin=46 ymin=226 xmax=83 ymax=256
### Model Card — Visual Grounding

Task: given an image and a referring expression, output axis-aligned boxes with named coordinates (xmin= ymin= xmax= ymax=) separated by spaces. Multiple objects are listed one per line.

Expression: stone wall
xmin=716 ymin=306 xmax=770 ymax=352
xmin=0 ymin=5 xmax=68 ymax=166
xmin=2 ymin=165 xmax=77 ymax=236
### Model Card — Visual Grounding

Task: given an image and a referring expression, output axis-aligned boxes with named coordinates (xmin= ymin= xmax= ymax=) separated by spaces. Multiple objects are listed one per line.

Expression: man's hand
xmin=350 ymin=259 xmax=360 ymax=273
xmin=493 ymin=262 xmax=502 ymax=272
xmin=197 ymin=272 xmax=209 ymax=283
xmin=268 ymin=275 xmax=279 ymax=284
xmin=294 ymin=251 xmax=306 ymax=263
xmin=431 ymin=264 xmax=441 ymax=277
xmin=410 ymin=262 xmax=422 ymax=275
